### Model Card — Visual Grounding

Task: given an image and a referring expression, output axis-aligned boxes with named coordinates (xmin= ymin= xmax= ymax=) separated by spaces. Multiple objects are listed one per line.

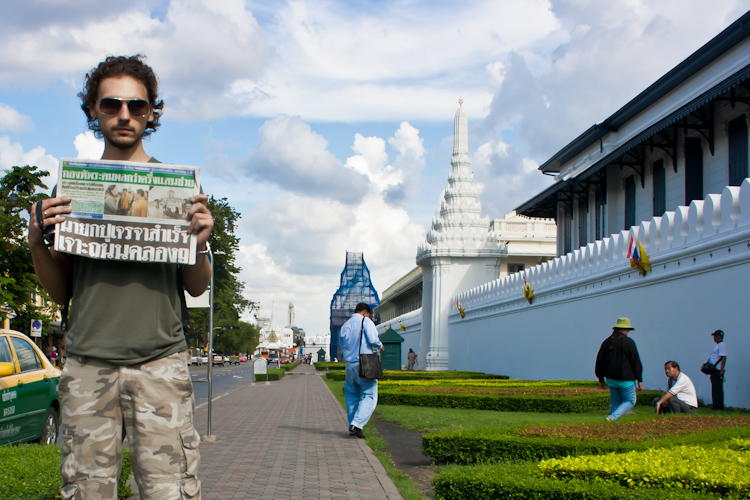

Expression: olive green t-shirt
xmin=65 ymin=257 xmax=187 ymax=365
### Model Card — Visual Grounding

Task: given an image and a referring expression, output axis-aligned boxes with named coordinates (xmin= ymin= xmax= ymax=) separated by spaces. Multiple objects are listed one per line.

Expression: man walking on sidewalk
xmin=339 ymin=303 xmax=383 ymax=438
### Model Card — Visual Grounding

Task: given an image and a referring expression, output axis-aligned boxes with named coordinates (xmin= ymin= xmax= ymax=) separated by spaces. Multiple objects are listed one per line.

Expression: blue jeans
xmin=344 ymin=362 xmax=378 ymax=429
xmin=608 ymin=383 xmax=636 ymax=420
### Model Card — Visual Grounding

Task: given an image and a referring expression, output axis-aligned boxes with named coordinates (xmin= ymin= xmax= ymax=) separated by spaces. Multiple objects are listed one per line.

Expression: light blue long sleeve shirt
xmin=339 ymin=313 xmax=382 ymax=363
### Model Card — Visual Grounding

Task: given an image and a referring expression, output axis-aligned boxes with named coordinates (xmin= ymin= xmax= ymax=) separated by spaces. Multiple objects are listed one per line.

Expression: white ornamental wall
xmin=450 ymin=180 xmax=750 ymax=409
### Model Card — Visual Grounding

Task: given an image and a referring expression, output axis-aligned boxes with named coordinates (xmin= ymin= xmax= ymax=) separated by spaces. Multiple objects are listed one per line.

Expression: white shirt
xmin=668 ymin=372 xmax=698 ymax=408
xmin=709 ymin=341 xmax=726 ymax=365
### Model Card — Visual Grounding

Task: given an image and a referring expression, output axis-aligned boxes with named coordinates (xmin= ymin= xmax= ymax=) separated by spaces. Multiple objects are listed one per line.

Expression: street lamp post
xmin=205 ymin=244 xmax=215 ymax=441
xmin=202 ymin=243 xmax=242 ymax=440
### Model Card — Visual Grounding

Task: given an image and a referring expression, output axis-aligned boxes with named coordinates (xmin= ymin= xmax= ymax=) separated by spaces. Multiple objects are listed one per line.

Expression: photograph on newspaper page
xmin=53 ymin=158 xmax=201 ymax=265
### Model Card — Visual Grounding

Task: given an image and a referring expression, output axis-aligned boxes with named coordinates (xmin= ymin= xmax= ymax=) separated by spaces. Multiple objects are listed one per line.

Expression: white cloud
xmin=471 ymin=139 xmax=554 ymax=219
xmin=238 ymin=188 xmax=425 ymax=334
xmin=0 ymin=136 xmax=59 ymax=190
xmin=244 ymin=0 xmax=559 ymax=121
xmin=485 ymin=61 xmax=507 ymax=91
xmin=477 ymin=0 xmax=746 ymax=161
xmin=0 ymin=0 xmax=272 ymax=120
xmin=238 ymin=242 xmax=338 ymax=335
xmin=0 ymin=104 xmax=33 ymax=133
xmin=0 ymin=0 xmax=560 ymax=122
xmin=244 ymin=115 xmax=369 ymax=203
xmin=74 ymin=131 xmax=104 ymax=159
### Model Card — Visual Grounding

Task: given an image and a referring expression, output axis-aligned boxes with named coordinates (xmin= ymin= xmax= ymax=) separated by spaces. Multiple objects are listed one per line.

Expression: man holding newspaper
xmin=29 ymin=55 xmax=212 ymax=500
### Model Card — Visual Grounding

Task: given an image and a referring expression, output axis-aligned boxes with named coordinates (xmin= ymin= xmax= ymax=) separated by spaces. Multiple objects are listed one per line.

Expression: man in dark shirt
xmin=595 ymin=317 xmax=643 ymax=421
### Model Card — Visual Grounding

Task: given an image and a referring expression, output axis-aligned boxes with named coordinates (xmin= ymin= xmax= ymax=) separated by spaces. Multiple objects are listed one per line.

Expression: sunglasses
xmin=98 ymin=97 xmax=150 ymax=117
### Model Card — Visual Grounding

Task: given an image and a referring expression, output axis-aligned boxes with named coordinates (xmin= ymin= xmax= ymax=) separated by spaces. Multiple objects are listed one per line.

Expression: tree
xmin=212 ymin=321 xmax=260 ymax=354
xmin=0 ymin=166 xmax=58 ymax=332
xmin=185 ymin=196 xmax=255 ymax=349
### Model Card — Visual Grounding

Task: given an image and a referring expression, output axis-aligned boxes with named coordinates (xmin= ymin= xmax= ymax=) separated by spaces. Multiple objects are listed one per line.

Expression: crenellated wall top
xmin=454 ymin=179 xmax=750 ymax=313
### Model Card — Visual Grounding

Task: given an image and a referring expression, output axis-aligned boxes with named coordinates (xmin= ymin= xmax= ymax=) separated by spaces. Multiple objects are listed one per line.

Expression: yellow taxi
xmin=0 ymin=329 xmax=61 ymax=445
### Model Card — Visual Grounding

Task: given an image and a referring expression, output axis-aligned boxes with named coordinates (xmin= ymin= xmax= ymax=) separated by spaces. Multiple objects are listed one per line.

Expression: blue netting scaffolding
xmin=329 ymin=252 xmax=380 ymax=360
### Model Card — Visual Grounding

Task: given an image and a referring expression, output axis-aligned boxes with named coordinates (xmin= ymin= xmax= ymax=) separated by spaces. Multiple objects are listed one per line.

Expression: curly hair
xmin=78 ymin=54 xmax=164 ymax=138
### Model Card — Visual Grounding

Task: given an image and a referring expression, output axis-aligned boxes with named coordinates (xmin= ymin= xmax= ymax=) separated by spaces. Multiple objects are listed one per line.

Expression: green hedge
xmin=0 ymin=444 xmax=133 ymax=500
xmin=540 ymin=443 xmax=750 ymax=496
xmin=380 ymin=371 xmax=509 ymax=381
xmin=423 ymin=426 xmax=750 ymax=464
xmin=314 ymin=362 xmax=346 ymax=371
xmin=325 ymin=370 xmax=509 ymax=381
xmin=432 ymin=462 xmax=728 ymax=500
xmin=379 ymin=389 xmax=661 ymax=413
xmin=280 ymin=361 xmax=301 ymax=372
xmin=255 ymin=368 xmax=285 ymax=381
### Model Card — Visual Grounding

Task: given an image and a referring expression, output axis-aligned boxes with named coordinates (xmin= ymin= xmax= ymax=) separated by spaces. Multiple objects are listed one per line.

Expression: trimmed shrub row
xmin=432 ymin=462 xmax=728 ymax=500
xmin=423 ymin=425 xmax=750 ymax=464
xmin=280 ymin=361 xmax=301 ymax=372
xmin=539 ymin=443 xmax=750 ymax=496
xmin=0 ymin=444 xmax=133 ymax=500
xmin=381 ymin=379 xmax=596 ymax=388
xmin=314 ymin=362 xmax=346 ymax=371
xmin=255 ymin=368 xmax=285 ymax=381
xmin=325 ymin=370 xmax=509 ymax=381
xmin=379 ymin=389 xmax=661 ymax=413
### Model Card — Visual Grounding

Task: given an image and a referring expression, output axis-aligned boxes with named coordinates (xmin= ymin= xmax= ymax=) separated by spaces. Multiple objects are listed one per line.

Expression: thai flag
xmin=627 ymin=234 xmax=640 ymax=261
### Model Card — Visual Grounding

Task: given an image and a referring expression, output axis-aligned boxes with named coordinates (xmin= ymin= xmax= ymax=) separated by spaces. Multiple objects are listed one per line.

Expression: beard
xmin=100 ymin=122 xmax=146 ymax=150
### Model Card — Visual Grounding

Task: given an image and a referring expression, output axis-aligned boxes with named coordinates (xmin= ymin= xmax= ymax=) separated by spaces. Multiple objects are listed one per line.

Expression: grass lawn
xmin=323 ymin=378 xmax=430 ymax=500
xmin=325 ymin=376 xmax=750 ymax=499
xmin=374 ymin=401 xmax=741 ymax=433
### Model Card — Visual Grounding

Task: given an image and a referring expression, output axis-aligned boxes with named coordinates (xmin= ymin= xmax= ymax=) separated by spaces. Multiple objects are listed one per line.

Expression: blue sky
xmin=1 ymin=0 xmax=747 ymax=335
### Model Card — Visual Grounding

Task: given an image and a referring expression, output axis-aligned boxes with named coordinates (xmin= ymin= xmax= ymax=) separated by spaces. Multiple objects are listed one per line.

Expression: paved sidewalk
xmin=189 ymin=363 xmax=402 ymax=500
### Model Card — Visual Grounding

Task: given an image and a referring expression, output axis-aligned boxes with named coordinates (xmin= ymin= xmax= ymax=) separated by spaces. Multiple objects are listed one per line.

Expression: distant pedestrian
xmin=407 ymin=348 xmax=416 ymax=370
xmin=595 ymin=317 xmax=643 ymax=421
xmin=49 ymin=346 xmax=58 ymax=367
xmin=339 ymin=303 xmax=383 ymax=438
xmin=707 ymin=329 xmax=727 ymax=410
xmin=654 ymin=361 xmax=697 ymax=414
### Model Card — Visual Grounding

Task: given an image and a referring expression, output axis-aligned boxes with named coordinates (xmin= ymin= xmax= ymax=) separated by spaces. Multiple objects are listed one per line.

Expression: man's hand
xmin=637 ymin=381 xmax=643 ymax=391
xmin=187 ymin=194 xmax=214 ymax=251
xmin=29 ymin=196 xmax=72 ymax=246
xmin=599 ymin=381 xmax=606 ymax=390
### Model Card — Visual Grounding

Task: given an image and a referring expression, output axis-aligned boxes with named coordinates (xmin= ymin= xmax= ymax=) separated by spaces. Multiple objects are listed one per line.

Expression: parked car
xmin=199 ymin=355 xmax=209 ymax=364
xmin=238 ymin=355 xmax=247 ymax=362
xmin=0 ymin=329 xmax=61 ymax=445
xmin=280 ymin=356 xmax=290 ymax=364
xmin=267 ymin=353 xmax=279 ymax=368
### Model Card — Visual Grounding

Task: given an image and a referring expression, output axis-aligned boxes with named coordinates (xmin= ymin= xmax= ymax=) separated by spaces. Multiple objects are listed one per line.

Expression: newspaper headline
xmin=54 ymin=158 xmax=201 ymax=265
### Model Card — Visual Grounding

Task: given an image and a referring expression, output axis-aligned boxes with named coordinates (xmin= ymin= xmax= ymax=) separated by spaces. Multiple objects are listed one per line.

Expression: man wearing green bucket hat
xmin=595 ymin=317 xmax=644 ymax=421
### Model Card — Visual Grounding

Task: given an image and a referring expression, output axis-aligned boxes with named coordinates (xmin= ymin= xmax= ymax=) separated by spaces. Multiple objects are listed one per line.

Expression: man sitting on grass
xmin=654 ymin=360 xmax=697 ymax=414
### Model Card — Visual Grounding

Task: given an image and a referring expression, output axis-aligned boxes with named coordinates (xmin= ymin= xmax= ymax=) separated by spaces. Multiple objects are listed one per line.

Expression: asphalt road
xmin=189 ymin=361 xmax=256 ymax=408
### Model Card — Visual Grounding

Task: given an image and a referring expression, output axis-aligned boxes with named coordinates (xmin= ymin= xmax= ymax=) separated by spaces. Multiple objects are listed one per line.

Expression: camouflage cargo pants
xmin=60 ymin=351 xmax=200 ymax=499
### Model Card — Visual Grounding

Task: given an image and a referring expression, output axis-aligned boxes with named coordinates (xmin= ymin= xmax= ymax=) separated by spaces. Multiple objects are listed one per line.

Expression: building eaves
xmin=539 ymin=10 xmax=750 ymax=174
xmin=379 ymin=267 xmax=423 ymax=304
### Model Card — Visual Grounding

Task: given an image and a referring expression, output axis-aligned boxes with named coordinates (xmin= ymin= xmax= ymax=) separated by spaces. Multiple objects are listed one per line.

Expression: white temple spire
xmin=416 ymin=99 xmax=503 ymax=262
xmin=416 ymin=100 xmax=507 ymax=371
xmin=453 ymin=98 xmax=469 ymax=157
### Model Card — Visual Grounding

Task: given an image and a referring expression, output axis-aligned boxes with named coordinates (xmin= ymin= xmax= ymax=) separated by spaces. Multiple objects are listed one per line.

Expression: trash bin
xmin=380 ymin=327 xmax=404 ymax=371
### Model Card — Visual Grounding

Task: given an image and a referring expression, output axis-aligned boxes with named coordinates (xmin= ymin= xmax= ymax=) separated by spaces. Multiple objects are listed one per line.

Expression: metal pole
xmin=206 ymin=244 xmax=214 ymax=439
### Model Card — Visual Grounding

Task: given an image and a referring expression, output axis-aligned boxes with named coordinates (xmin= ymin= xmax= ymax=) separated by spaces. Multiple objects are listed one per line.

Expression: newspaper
xmin=54 ymin=158 xmax=201 ymax=265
